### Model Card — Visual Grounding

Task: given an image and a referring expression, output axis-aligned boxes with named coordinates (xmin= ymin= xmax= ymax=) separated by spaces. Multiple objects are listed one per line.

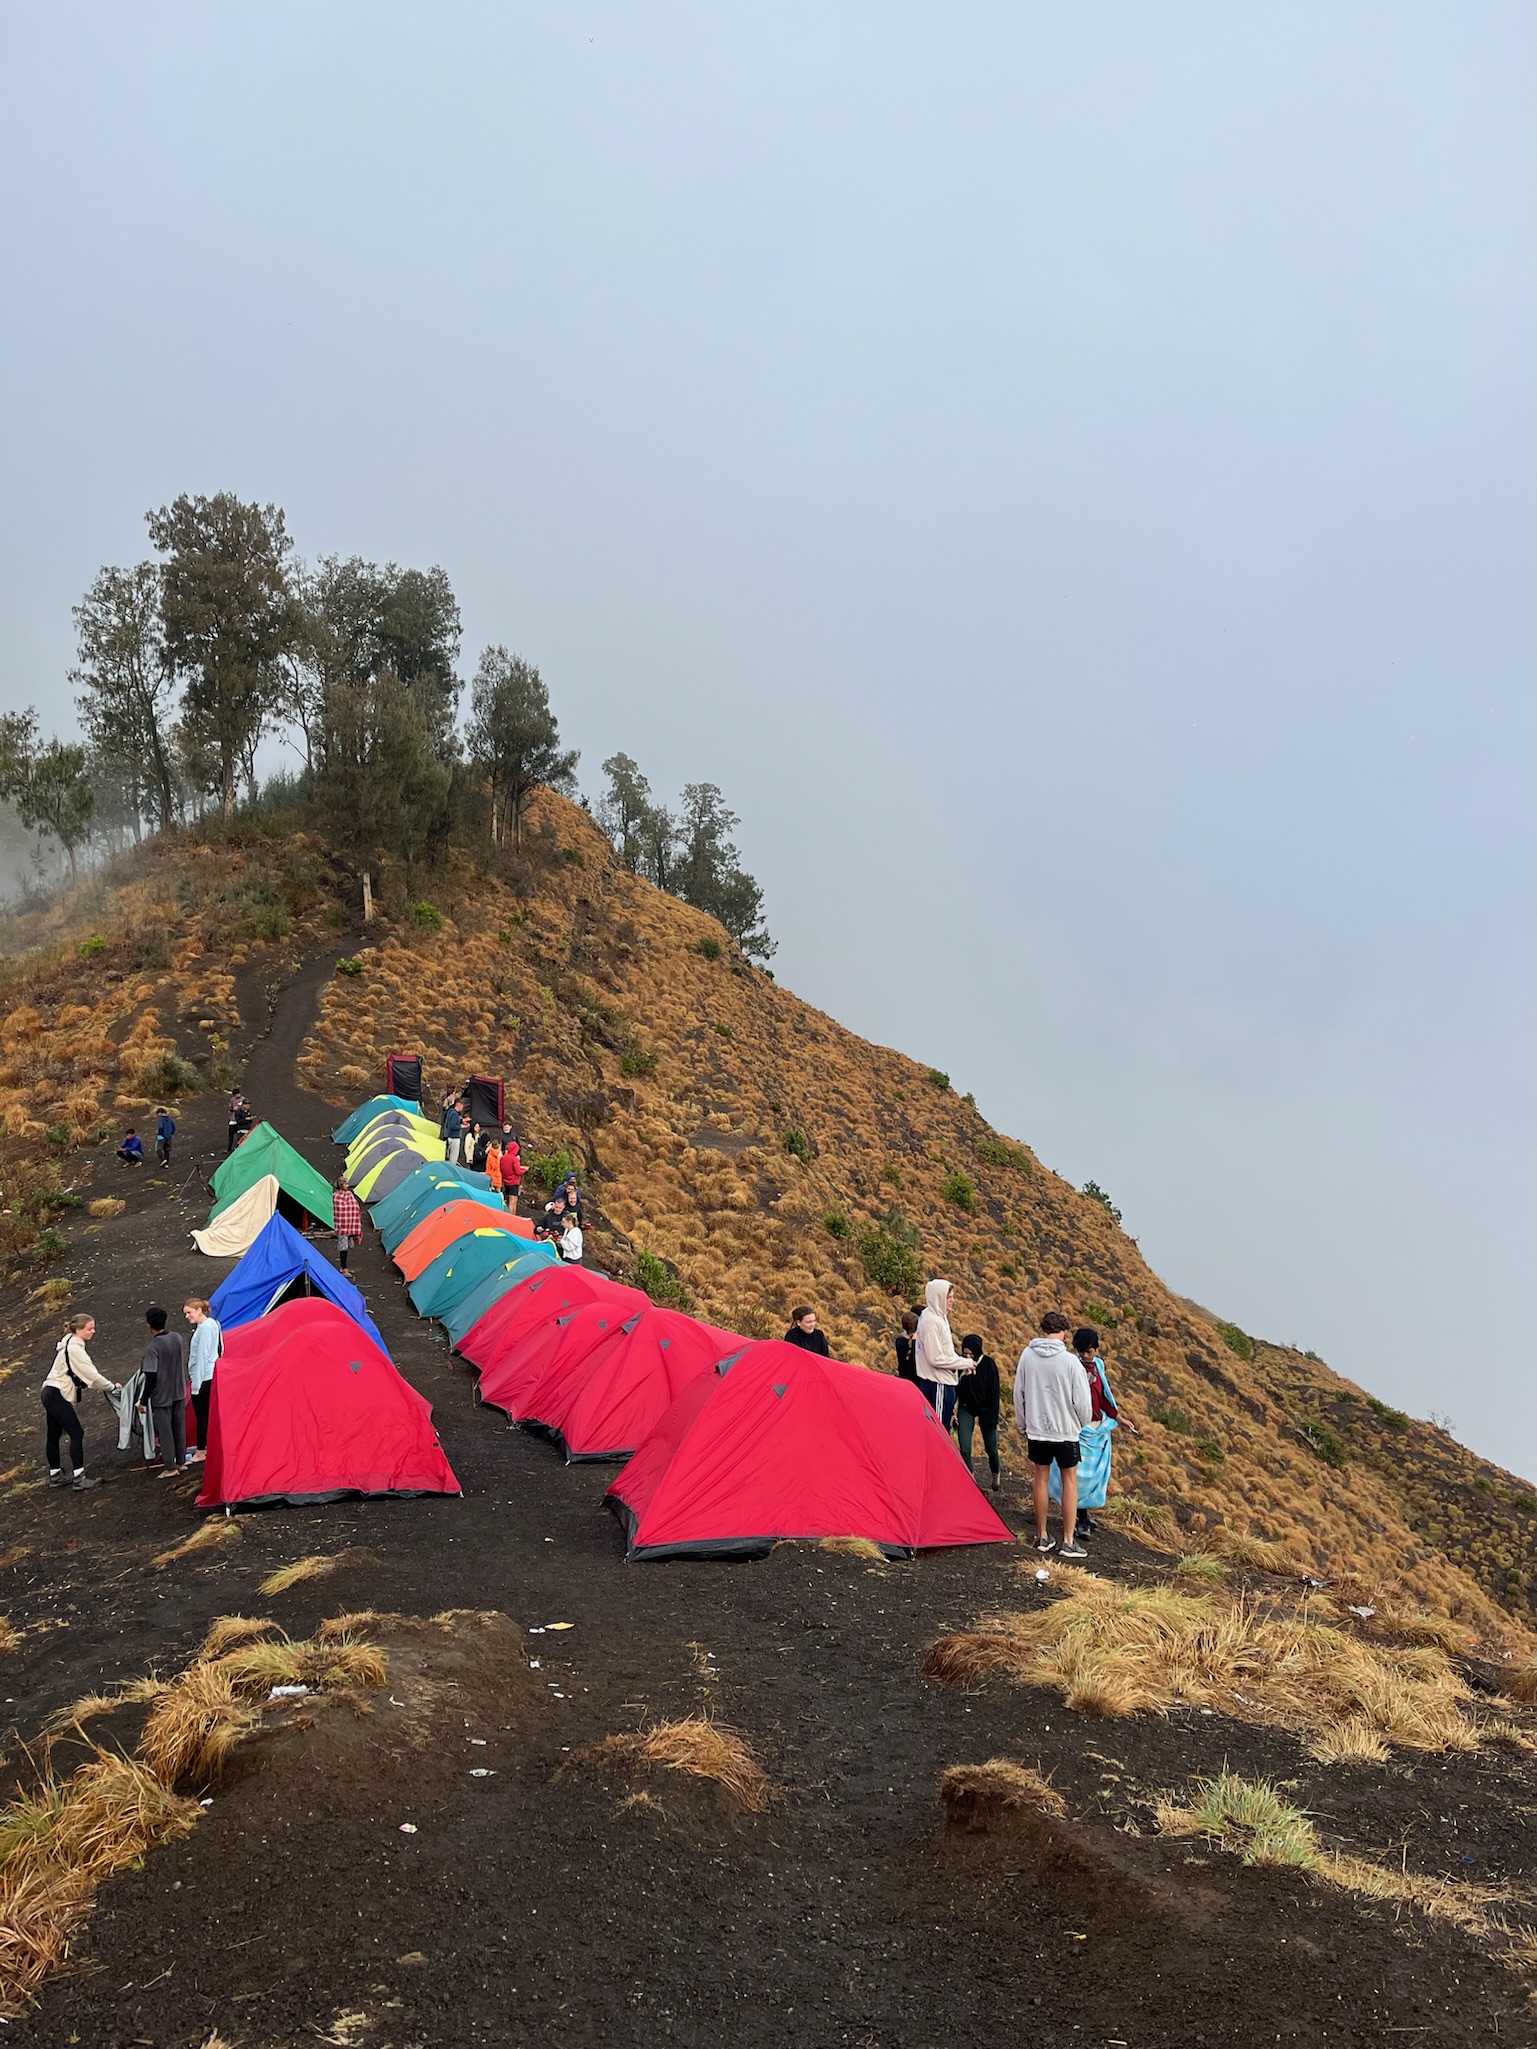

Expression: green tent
xmin=211 ymin=1123 xmax=335 ymax=1231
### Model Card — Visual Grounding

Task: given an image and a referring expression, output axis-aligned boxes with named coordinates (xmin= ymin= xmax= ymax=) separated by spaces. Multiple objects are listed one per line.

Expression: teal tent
xmin=372 ymin=1165 xmax=496 ymax=1244
xmin=410 ymin=1238 xmax=558 ymax=1322
xmin=443 ymin=1258 xmax=561 ymax=1349
xmin=333 ymin=1095 xmax=422 ymax=1145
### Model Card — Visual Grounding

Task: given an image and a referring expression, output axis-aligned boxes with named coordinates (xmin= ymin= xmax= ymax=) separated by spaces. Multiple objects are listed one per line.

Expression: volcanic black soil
xmin=1 ymin=947 xmax=1531 ymax=2049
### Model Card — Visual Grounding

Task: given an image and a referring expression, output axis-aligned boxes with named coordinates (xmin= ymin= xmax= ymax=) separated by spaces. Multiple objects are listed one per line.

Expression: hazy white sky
xmin=1 ymin=4 xmax=1531 ymax=1471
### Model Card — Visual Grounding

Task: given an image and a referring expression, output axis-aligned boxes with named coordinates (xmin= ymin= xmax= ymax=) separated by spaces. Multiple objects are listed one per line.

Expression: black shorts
xmin=1027 ymin=1437 xmax=1081 ymax=1470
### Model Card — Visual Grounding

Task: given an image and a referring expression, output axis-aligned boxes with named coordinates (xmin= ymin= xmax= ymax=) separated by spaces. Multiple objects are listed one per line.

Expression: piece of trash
xmin=543 ymin=1537 xmax=554 ymax=1543
xmin=1301 ymin=1574 xmax=1328 ymax=1589
xmin=1348 ymin=1604 xmax=1376 ymax=1620
xmin=469 ymin=1737 xmax=487 ymax=1745
xmin=1199 ymin=1708 xmax=1214 ymax=1716
xmin=398 ymin=1823 xmax=418 ymax=1834
xmin=469 ymin=1767 xmax=495 ymax=1777
xmin=529 ymin=1659 xmax=541 ymax=1669
xmin=268 ymin=1684 xmax=309 ymax=1700
xmin=389 ymin=1695 xmax=405 ymax=1706
xmin=546 ymin=1621 xmax=574 ymax=1631
xmin=527 ymin=1626 xmax=546 ymax=1634
xmin=1035 ymin=1568 xmax=1051 ymax=1583
xmin=553 ymin=1691 xmax=566 ymax=1699
xmin=199 ymin=1797 xmax=214 ymax=1808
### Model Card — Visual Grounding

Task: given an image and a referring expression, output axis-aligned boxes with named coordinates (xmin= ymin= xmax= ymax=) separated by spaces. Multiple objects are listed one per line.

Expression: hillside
xmin=0 ymin=803 xmax=1530 ymax=1632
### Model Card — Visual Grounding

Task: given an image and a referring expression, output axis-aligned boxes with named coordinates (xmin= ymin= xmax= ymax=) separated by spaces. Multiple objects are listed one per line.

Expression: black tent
xmin=386 ymin=1053 xmax=424 ymax=1102
xmin=463 ymin=1074 xmax=505 ymax=1128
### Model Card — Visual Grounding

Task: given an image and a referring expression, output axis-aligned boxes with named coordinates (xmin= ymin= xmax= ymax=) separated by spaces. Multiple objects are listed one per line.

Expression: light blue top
xmin=188 ymin=1315 xmax=223 ymax=1393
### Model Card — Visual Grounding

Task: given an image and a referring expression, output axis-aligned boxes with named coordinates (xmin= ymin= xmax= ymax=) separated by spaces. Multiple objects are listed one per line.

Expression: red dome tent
xmin=456 ymin=1265 xmax=617 ymax=1370
xmin=196 ymin=1298 xmax=460 ymax=1510
xmin=472 ymin=1280 xmax=649 ymax=1421
xmin=606 ymin=1339 xmax=1015 ymax=1560
xmin=520 ymin=1302 xmax=742 ymax=1459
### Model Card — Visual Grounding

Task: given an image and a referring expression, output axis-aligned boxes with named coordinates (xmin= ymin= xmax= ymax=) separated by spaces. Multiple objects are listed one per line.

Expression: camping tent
xmin=192 ymin=1174 xmax=278 ymax=1256
xmin=345 ymin=1108 xmax=441 ymax=1157
xmin=606 ymin=1340 xmax=1016 ymax=1561
xmin=333 ymin=1095 xmax=420 ymax=1145
xmin=409 ymin=1236 xmax=557 ymax=1321
xmin=462 ymin=1075 xmax=504 ymax=1129
xmin=393 ymin=1201 xmax=532 ymax=1282
xmin=520 ymin=1303 xmax=741 ymax=1458
xmin=350 ymin=1136 xmax=436 ymax=1202
xmin=210 ymin=1212 xmax=383 ymax=1344
xmin=456 ymin=1265 xmax=617 ymax=1364
xmin=440 ymin=1258 xmax=579 ymax=1350
xmin=197 ymin=1298 xmax=459 ymax=1510
xmin=357 ymin=1148 xmax=447 ymax=1207
xmin=373 ymin=1171 xmax=499 ymax=1250
xmin=211 ymin=1123 xmax=335 ymax=1231
xmin=468 ymin=1276 xmax=647 ymax=1416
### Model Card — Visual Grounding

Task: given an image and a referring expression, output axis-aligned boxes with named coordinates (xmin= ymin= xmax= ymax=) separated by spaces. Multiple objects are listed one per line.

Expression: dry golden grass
xmin=86 ymin=1198 xmax=126 ymax=1220
xmin=1306 ymin=1717 xmax=1392 ymax=1765
xmin=317 ymin=1609 xmax=412 ymax=1641
xmin=939 ymin=1759 xmax=1067 ymax=1830
xmin=137 ymin=1660 xmax=259 ymax=1787
xmin=1199 ymin=1527 xmax=1301 ymax=1575
xmin=197 ymin=1614 xmax=282 ymax=1659
xmin=26 ymin=1279 xmax=72 ymax=1311
xmin=564 ymin=1717 xmax=776 ymax=1813
xmin=0 ymin=1545 xmax=31 ymax=1572
xmin=0 ymin=1750 xmax=200 ymax=2015
xmin=1094 ymin=1496 xmax=1181 ymax=1551
xmin=923 ymin=1573 xmax=1481 ymax=1754
xmin=815 ymin=1537 xmax=888 ymax=1562
xmin=152 ymin=1520 xmax=241 ymax=1570
xmin=0 ymin=1617 xmax=19 ymax=1654
xmin=1477 ymin=1720 xmax=1536 ymax=1755
xmin=258 ymin=1548 xmax=375 ymax=1596
xmin=1498 ymin=1660 xmax=1535 ymax=1706
xmin=214 ymin=1636 xmax=387 ymax=1697
xmin=44 ymin=1675 xmax=168 ymax=1733
xmin=1175 ymin=1552 xmax=1231 ymax=1584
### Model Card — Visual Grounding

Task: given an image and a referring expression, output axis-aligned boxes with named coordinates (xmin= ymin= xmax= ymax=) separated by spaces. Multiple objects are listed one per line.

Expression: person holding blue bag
xmin=1049 ymin=1324 xmax=1135 ymax=1544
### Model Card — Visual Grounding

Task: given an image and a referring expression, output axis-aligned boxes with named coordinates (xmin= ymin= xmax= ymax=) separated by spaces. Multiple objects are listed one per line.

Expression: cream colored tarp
xmin=192 ymin=1174 xmax=279 ymax=1256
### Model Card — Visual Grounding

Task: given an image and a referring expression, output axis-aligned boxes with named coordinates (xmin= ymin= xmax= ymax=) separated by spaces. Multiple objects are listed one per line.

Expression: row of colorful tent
xmin=188 ymin=1113 xmax=460 ymax=1511
xmin=336 ymin=1093 xmax=1013 ymax=1561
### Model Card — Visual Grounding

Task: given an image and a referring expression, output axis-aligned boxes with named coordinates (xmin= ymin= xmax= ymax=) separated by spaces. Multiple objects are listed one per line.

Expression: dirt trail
xmin=0 ymin=953 xmax=1530 ymax=2049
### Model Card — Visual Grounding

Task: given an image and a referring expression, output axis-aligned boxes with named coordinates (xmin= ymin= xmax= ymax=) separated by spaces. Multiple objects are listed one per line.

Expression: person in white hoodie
xmin=915 ymin=1278 xmax=970 ymax=1433
xmin=1014 ymin=1310 xmax=1094 ymax=1556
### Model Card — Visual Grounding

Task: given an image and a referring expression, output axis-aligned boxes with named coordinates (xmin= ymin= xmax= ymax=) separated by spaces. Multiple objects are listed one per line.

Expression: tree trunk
xmin=221 ymin=750 xmax=235 ymax=820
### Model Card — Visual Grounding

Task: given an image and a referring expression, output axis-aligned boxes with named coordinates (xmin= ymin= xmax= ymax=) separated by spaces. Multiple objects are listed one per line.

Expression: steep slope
xmin=294 ymin=791 xmax=1532 ymax=1634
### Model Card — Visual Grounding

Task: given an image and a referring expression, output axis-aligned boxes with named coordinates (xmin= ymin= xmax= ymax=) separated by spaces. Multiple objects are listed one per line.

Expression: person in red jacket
xmin=500 ymin=1135 xmax=525 ymax=1211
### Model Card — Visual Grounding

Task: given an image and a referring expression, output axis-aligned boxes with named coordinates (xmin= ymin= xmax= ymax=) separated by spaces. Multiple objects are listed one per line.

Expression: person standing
xmin=226 ymin=1090 xmax=248 ymax=1155
xmin=1014 ymin=1311 xmax=1093 ymax=1556
xmin=915 ymin=1278 xmax=969 ymax=1430
xmin=41 ymin=1314 xmax=120 ymax=1489
xmin=137 ymin=1306 xmax=188 ymax=1473
xmin=501 ymin=1136 xmax=524 ymax=1210
xmin=154 ymin=1106 xmax=176 ymax=1168
xmin=1052 ymin=1325 xmax=1132 ymax=1543
xmin=558 ymin=1173 xmax=585 ymax=1225
xmin=894 ymin=1309 xmax=920 ymax=1386
xmin=784 ymin=1307 xmax=831 ymax=1356
xmin=955 ymin=1333 xmax=1003 ymax=1491
xmin=183 ymin=1298 xmax=222 ymax=1463
xmin=559 ymin=1213 xmax=585 ymax=1263
xmin=332 ymin=1174 xmax=363 ymax=1272
xmin=442 ymin=1097 xmax=464 ymax=1164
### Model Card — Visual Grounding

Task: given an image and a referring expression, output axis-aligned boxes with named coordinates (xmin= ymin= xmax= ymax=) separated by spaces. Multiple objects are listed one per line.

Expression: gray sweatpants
xmin=152 ymin=1398 xmax=187 ymax=1466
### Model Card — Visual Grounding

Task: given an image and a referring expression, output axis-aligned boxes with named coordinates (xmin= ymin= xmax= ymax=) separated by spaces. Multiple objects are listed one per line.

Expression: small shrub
xmin=411 ymin=902 xmax=444 ymax=930
xmin=1214 ymin=1320 xmax=1254 ymax=1362
xmin=1367 ymin=1397 xmax=1409 ymax=1431
xmin=961 ymin=1091 xmax=976 ymax=1108
xmin=823 ymin=1208 xmax=850 ymax=1240
xmin=859 ymin=1226 xmax=923 ymax=1298
xmin=783 ymin=1127 xmax=812 ymax=1162
xmin=1300 ymin=1419 xmax=1349 ymax=1469
xmin=1083 ymin=1299 xmax=1120 ymax=1329
xmin=523 ymin=1147 xmax=578 ymax=1191
xmin=1082 ymin=1179 xmax=1122 ymax=1226
xmin=1000 ymin=1261 xmax=1018 ymax=1279
xmin=31 ymin=1227 xmax=67 ymax=1262
xmin=976 ymin=1136 xmax=1031 ymax=1173
xmin=695 ymin=936 xmax=723 ymax=961
xmin=1195 ymin=1439 xmax=1226 ymax=1465
xmin=562 ymin=847 xmax=586 ymax=867
xmin=335 ymin=957 xmax=364 ymax=979
xmin=632 ymin=1249 xmax=693 ymax=1311
xmin=714 ymin=1023 xmax=732 ymax=1039
xmin=620 ymin=1049 xmax=657 ymax=1078
xmin=1151 ymin=1403 xmax=1194 ymax=1437
xmin=46 ymin=1122 xmax=74 ymax=1155
xmin=941 ymin=1170 xmax=976 ymax=1213
xmin=249 ymin=907 xmax=293 ymax=941
xmin=881 ymin=1164 xmax=903 ymax=1188
xmin=927 ymin=1068 xmax=950 ymax=1090
xmin=79 ymin=934 xmax=107 ymax=960
xmin=138 ymin=1052 xmax=201 ymax=1098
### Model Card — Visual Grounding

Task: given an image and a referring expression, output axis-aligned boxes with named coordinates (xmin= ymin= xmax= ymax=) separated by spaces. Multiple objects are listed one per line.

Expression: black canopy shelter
xmin=386 ymin=1053 xmax=424 ymax=1103
xmin=462 ymin=1075 xmax=505 ymax=1129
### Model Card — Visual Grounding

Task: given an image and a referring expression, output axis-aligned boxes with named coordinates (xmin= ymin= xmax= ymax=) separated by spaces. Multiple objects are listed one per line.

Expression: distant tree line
xmin=1 ymin=490 xmax=774 ymax=955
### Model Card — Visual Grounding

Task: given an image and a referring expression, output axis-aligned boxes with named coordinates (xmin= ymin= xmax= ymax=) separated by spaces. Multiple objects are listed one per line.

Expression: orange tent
xmin=393 ymin=1199 xmax=532 ymax=1282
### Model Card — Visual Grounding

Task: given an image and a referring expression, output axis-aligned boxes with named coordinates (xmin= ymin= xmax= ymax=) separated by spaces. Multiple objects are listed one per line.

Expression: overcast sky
xmin=1 ymin=4 xmax=1531 ymax=1472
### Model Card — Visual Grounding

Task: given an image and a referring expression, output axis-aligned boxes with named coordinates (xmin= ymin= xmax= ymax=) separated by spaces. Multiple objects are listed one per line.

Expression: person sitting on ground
xmin=154 ymin=1106 xmax=176 ymax=1168
xmin=956 ymin=1332 xmax=1003 ymax=1492
xmin=332 ymin=1174 xmax=364 ymax=1273
xmin=1015 ymin=1311 xmax=1094 ymax=1557
xmin=894 ymin=1309 xmax=920 ymax=1385
xmin=559 ymin=1212 xmax=584 ymax=1263
xmin=41 ymin=1312 xmax=120 ymax=1490
xmin=915 ymin=1278 xmax=969 ymax=1431
xmin=784 ymin=1306 xmax=831 ymax=1356
xmin=183 ymin=1298 xmax=222 ymax=1464
xmin=1054 ymin=1325 xmax=1132 ymax=1543
xmin=136 ymin=1305 xmax=189 ymax=1474
xmin=541 ymin=1193 xmax=569 ymax=1231
xmin=558 ymin=1172 xmax=585 ymax=1224
xmin=116 ymin=1127 xmax=144 ymax=1167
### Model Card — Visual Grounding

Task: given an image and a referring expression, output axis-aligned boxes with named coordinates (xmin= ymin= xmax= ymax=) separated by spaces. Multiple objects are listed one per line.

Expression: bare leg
xmin=1032 ymin=1463 xmax=1050 ymax=1540
xmin=1060 ymin=1464 xmax=1079 ymax=1541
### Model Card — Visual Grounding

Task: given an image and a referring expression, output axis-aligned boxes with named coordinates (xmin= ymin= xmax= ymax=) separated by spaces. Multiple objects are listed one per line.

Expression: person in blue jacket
xmin=116 ymin=1128 xmax=145 ymax=1168
xmin=154 ymin=1106 xmax=177 ymax=1167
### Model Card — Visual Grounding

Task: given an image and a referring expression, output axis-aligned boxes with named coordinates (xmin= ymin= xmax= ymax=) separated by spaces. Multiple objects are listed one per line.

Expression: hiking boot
xmin=71 ymin=1474 xmax=101 ymax=1491
xmin=1035 ymin=1534 xmax=1056 ymax=1553
xmin=48 ymin=1470 xmax=69 ymax=1487
xmin=990 ymin=1470 xmax=1003 ymax=1493
xmin=1058 ymin=1540 xmax=1088 ymax=1561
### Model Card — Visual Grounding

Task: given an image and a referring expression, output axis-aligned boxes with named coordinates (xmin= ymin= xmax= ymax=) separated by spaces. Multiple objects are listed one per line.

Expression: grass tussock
xmin=922 ymin=1573 xmax=1481 ymax=1753
xmin=1157 ymin=1768 xmax=1319 ymax=1867
xmin=0 ymin=1544 xmax=32 ymax=1572
xmin=137 ymin=1661 xmax=259 ymax=1788
xmin=197 ymin=1615 xmax=282 ymax=1660
xmin=940 ymin=1758 xmax=1067 ymax=1831
xmin=213 ymin=1636 xmax=387 ymax=1697
xmin=86 ymin=1198 xmax=126 ymax=1220
xmin=45 ymin=1675 xmax=168 ymax=1733
xmin=1305 ymin=1717 xmax=1392 ymax=1765
xmin=152 ymin=1520 xmax=241 ymax=1570
xmin=815 ymin=1537 xmax=888 ymax=1563
xmin=1095 ymin=1496 xmax=1180 ymax=1551
xmin=1498 ymin=1661 xmax=1535 ymax=1706
xmin=564 ymin=1717 xmax=776 ymax=1813
xmin=0 ymin=1617 xmax=19 ymax=1654
xmin=1176 ymin=1552 xmax=1231 ymax=1584
xmin=0 ymin=1750 xmax=200 ymax=2015
xmin=317 ymin=1609 xmax=412 ymax=1641
xmin=1477 ymin=1720 xmax=1535 ymax=1755
xmin=1199 ymin=1527 xmax=1301 ymax=1575
xmin=258 ymin=1549 xmax=375 ymax=1596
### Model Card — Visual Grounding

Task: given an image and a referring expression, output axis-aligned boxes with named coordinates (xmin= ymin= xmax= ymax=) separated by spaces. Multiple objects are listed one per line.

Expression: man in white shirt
xmin=1015 ymin=1310 xmax=1094 ymax=1557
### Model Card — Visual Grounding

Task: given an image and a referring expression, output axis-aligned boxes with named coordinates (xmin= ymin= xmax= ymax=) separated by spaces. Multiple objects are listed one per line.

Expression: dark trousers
xmin=43 ymin=1387 xmax=84 ymax=1472
xmin=191 ymin=1385 xmax=211 ymax=1449
xmin=151 ymin=1398 xmax=187 ymax=1465
xmin=956 ymin=1409 xmax=1000 ymax=1475
xmin=155 ymin=1136 xmax=172 ymax=1165
xmin=227 ymin=1123 xmax=240 ymax=1154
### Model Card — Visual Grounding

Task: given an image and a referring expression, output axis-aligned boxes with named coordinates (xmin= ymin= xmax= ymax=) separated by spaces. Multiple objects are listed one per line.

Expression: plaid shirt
xmin=332 ymin=1189 xmax=363 ymax=1238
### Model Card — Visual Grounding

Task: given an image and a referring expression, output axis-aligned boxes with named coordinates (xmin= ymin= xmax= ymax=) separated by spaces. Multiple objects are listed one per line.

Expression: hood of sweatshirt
xmin=1024 ymin=1336 xmax=1069 ymax=1363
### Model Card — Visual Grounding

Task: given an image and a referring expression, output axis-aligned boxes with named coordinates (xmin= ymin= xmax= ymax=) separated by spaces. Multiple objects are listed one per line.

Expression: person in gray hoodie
xmin=136 ymin=1305 xmax=188 ymax=1473
xmin=1014 ymin=1310 xmax=1094 ymax=1557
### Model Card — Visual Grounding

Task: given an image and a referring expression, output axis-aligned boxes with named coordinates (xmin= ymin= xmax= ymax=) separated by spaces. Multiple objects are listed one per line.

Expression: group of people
xmin=888 ymin=1283 xmax=1128 ymax=1555
xmin=438 ymin=1088 xmax=523 ymax=1204
xmin=115 ymin=1106 xmax=180 ymax=1170
xmin=40 ymin=1298 xmax=223 ymax=1489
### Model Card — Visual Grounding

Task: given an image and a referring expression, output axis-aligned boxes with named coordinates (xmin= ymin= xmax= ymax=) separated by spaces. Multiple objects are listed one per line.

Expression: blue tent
xmin=210 ymin=1213 xmax=384 ymax=1346
xmin=333 ymin=1095 xmax=421 ymax=1145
